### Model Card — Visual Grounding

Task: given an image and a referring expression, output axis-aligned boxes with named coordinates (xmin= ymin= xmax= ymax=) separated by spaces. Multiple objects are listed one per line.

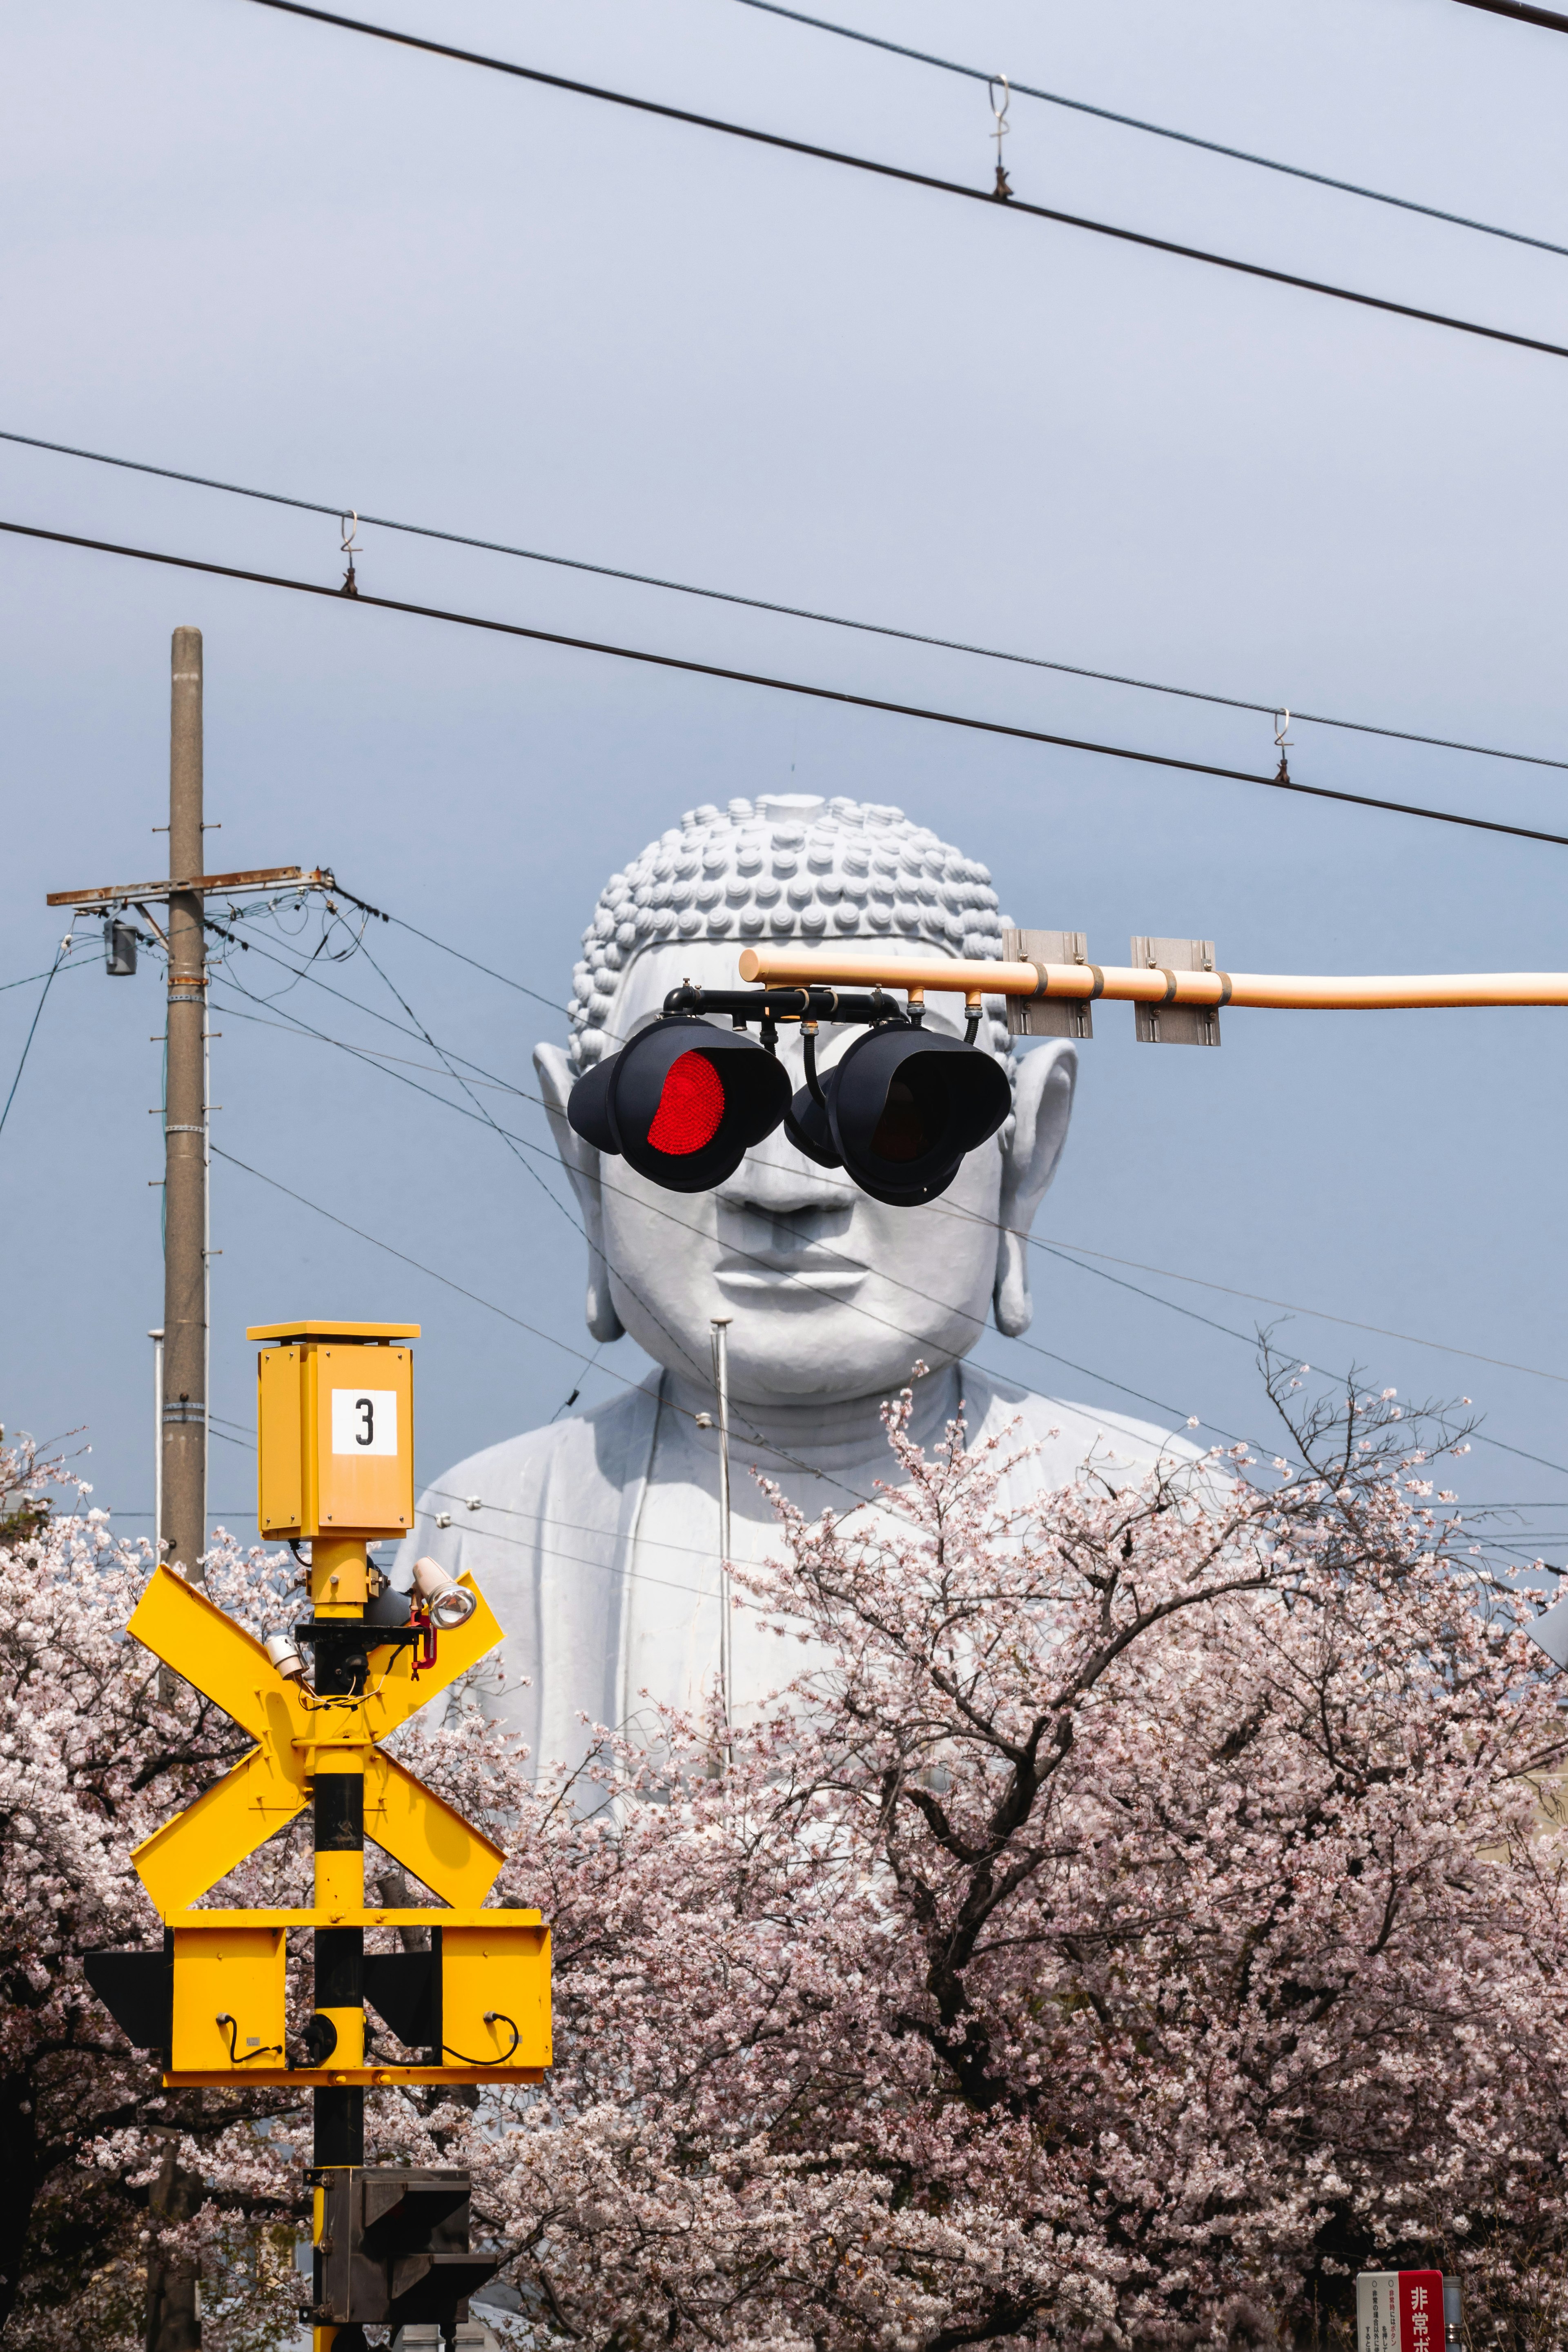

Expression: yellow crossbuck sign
xmin=119 ymin=1560 xmax=551 ymax=2091
xmin=129 ymin=1564 xmax=506 ymax=1915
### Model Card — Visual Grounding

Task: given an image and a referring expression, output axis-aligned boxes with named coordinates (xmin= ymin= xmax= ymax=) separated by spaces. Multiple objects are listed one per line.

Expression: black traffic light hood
xmin=797 ymin=1022 xmax=1011 ymax=1207
xmin=567 ymin=1013 xmax=791 ymax=1194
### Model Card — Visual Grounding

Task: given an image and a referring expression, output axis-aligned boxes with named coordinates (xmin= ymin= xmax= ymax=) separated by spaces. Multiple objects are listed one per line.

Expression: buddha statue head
xmin=535 ymin=795 xmax=1076 ymax=1410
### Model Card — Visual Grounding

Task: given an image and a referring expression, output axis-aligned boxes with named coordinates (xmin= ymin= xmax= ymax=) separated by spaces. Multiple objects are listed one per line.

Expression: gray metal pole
xmin=161 ymin=628 xmax=206 ymax=1584
xmin=710 ymin=1315 xmax=733 ymax=1741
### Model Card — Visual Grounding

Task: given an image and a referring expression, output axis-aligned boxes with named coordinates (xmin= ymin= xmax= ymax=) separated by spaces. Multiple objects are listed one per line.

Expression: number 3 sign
xmin=332 ymin=1388 xmax=398 ymax=1457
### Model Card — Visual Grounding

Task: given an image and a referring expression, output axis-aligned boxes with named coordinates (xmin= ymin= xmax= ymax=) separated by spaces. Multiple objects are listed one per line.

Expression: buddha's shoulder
xmin=956 ymin=1365 xmax=1200 ymax=1482
xmin=418 ymin=1375 xmax=663 ymax=1511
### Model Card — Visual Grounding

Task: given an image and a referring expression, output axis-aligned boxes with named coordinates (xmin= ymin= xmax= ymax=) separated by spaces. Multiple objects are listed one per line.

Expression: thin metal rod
xmin=737 ymin=946 xmax=1568 ymax=1011
xmin=710 ymin=1317 xmax=734 ymax=1748
xmin=150 ymin=1330 xmax=163 ymax=1553
xmin=203 ymin=1018 xmax=211 ymax=1546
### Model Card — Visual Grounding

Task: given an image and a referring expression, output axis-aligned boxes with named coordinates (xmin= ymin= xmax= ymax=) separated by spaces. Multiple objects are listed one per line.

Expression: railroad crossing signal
xmin=85 ymin=1319 xmax=550 ymax=2348
xmin=125 ymin=1559 xmax=507 ymax=1934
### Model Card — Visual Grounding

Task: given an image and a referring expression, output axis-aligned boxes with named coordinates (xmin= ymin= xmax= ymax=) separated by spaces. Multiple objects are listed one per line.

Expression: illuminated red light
xmin=647 ymin=1051 xmax=725 ymax=1155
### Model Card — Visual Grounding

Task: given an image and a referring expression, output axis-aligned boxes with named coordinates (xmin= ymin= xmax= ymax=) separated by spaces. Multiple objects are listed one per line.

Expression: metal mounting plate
xmin=1130 ymin=937 xmax=1222 ymax=1047
xmin=1002 ymin=929 xmax=1093 ymax=1040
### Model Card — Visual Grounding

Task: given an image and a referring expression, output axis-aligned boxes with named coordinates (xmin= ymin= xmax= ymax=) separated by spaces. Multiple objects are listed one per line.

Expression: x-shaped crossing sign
xmin=128 ymin=1566 xmax=507 ymax=1916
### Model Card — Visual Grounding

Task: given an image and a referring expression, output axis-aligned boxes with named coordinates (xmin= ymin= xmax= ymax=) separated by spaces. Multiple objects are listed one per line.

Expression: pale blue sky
xmin=4 ymin=0 xmax=1568 ymax=1565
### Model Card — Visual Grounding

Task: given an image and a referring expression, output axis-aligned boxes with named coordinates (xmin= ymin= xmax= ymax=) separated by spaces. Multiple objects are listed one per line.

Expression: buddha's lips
xmin=714 ymin=1247 xmax=866 ymax=1294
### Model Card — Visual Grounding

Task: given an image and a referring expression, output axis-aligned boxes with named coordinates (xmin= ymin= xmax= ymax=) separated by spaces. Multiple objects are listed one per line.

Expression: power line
xmin=216 ymin=960 xmax=1568 ymax=1480
xmin=726 ymin=0 xmax=1568 ymax=259
xmin=224 ymin=973 xmax=1568 ymax=1396
xmin=1450 ymin=0 xmax=1568 ymax=29
xmin=235 ymin=0 xmax=1568 ymax=365
xmin=207 ymin=1140 xmax=928 ymax=1506
xmin=207 ymin=963 xmax=1219 ymax=1438
xmin=1034 ymin=1233 xmax=1568 ymax=1385
xmin=210 ymin=890 xmax=1568 ymax=1434
xmin=227 ymin=960 xmax=1564 ymax=1489
xmin=199 ymin=889 xmax=1568 ymax=1485
xmin=211 ymin=1139 xmax=623 ymax=1376
xmin=241 ymin=896 xmax=1568 ymax=1403
xmin=210 ymin=900 xmax=1568 ymax=1416
xmin=5 ymin=425 xmax=1566 ymax=777
xmin=2 ymin=955 xmax=91 ymax=994
xmin=221 ymin=922 xmax=1519 ymax=1479
xmin=379 ymin=911 xmax=564 ymax=1015
xmin=0 ymin=941 xmax=72 ymax=1143
xmin=9 ymin=514 xmax=1568 ymax=853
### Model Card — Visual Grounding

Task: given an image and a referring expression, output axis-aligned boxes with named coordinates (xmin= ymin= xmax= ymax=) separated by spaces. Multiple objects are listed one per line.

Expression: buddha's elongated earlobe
xmin=535 ymin=1042 xmax=626 ymax=1344
xmin=993 ymin=1041 xmax=1077 ymax=1338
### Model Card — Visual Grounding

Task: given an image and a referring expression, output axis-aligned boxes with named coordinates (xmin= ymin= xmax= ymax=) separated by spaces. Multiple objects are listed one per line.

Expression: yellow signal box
xmin=442 ymin=1922 xmax=553 ymax=2070
xmin=251 ymin=1320 xmax=418 ymax=1539
xmin=169 ymin=1924 xmax=286 ymax=2074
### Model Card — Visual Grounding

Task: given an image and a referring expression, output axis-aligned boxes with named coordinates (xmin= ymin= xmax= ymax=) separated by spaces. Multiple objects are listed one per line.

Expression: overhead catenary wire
xmin=233 ymin=0 xmax=1568 ymax=365
xmin=5 ymin=426 xmax=1566 ymax=778
xmin=9 ymin=516 xmax=1568 ymax=855
xmin=723 ymin=0 xmax=1568 ymax=259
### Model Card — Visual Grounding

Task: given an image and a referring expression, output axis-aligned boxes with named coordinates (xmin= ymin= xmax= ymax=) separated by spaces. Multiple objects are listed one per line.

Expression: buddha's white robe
xmin=394 ymin=1363 xmax=1195 ymax=1772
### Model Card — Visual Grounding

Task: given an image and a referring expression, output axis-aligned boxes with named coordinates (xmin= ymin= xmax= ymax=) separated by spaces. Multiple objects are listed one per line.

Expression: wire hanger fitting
xmin=989 ymin=73 xmax=1013 ymax=200
xmin=1273 ymin=707 xmax=1292 ymax=785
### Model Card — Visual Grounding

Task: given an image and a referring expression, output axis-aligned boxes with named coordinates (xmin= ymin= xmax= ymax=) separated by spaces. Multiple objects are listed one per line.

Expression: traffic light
xmin=309 ymin=2166 xmax=498 ymax=2332
xmin=567 ymin=1013 xmax=791 ymax=1192
xmin=786 ymin=1023 xmax=1011 ymax=1207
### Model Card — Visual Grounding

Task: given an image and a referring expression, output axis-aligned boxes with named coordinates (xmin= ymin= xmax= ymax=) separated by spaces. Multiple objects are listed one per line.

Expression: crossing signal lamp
xmin=568 ymin=1013 xmax=792 ymax=1192
xmin=784 ymin=1020 xmax=1011 ymax=1207
xmin=568 ymin=990 xmax=1009 ymax=1207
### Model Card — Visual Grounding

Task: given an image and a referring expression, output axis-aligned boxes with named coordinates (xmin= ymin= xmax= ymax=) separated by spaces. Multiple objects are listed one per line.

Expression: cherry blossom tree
xmin=12 ymin=1369 xmax=1568 ymax=2352
xmin=0 ymin=1430 xmax=296 ymax=2348
xmin=441 ymin=1368 xmax=1568 ymax=2352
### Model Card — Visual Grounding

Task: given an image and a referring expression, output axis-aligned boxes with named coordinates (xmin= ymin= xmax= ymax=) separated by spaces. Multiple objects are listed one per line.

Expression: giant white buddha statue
xmin=396 ymin=794 xmax=1192 ymax=1765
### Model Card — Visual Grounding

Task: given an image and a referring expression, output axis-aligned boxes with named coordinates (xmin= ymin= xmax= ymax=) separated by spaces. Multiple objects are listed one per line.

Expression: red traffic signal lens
xmin=567 ymin=1015 xmax=791 ymax=1192
xmin=647 ymin=1051 xmax=726 ymax=1156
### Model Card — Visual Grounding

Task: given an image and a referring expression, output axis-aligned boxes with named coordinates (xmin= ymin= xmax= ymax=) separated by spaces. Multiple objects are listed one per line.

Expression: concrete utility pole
xmin=161 ymin=628 xmax=207 ymax=1582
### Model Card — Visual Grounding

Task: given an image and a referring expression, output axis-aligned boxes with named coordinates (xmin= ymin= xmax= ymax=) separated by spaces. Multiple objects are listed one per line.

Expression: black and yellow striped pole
xmin=305 ymin=1535 xmax=374 ymax=2352
xmin=256 ymin=1326 xmax=416 ymax=2352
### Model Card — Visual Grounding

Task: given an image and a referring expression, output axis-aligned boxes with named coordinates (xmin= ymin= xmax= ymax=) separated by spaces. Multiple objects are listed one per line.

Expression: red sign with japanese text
xmin=1357 ymin=2271 xmax=1446 ymax=2352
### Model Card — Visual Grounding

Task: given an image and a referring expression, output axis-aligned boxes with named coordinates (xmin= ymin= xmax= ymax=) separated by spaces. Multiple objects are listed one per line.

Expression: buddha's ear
xmin=993 ymin=1041 xmax=1077 ymax=1339
xmin=534 ymin=1043 xmax=625 ymax=1343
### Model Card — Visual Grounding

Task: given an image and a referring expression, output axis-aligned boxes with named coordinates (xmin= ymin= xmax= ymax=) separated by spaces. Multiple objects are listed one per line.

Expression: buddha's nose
xmin=717 ymin=1129 xmax=850 ymax=1215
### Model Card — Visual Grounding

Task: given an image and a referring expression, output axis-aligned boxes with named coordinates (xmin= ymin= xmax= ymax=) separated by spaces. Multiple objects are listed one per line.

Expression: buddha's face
xmin=537 ymin=939 xmax=1076 ymax=1412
